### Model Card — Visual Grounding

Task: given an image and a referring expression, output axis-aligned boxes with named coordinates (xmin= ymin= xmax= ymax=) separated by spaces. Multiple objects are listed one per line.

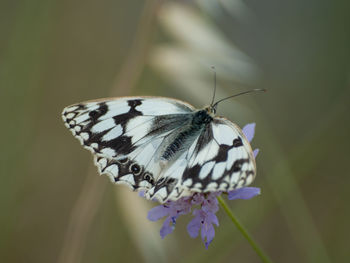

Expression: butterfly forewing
xmin=62 ymin=97 xmax=195 ymax=191
xmin=62 ymin=96 xmax=257 ymax=203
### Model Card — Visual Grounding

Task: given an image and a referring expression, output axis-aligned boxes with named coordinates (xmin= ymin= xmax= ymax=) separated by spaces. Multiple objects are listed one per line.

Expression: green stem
xmin=217 ymin=196 xmax=273 ymax=263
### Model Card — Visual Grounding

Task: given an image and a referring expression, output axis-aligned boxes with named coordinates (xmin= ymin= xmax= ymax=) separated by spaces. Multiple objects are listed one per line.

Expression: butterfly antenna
xmin=213 ymin=88 xmax=266 ymax=109
xmin=210 ymin=66 xmax=217 ymax=106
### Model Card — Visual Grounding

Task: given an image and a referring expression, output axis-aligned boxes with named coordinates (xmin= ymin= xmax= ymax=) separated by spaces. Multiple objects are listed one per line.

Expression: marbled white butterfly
xmin=62 ymin=91 xmax=261 ymax=203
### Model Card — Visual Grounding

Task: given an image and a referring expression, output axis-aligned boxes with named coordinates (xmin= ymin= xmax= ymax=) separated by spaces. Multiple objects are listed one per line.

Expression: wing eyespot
xmin=143 ymin=173 xmax=154 ymax=184
xmin=129 ymin=163 xmax=142 ymax=176
xmin=69 ymin=120 xmax=76 ymax=126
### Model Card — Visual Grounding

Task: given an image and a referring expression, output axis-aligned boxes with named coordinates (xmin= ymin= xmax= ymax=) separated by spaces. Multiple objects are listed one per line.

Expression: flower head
xmin=242 ymin=123 xmax=259 ymax=158
xmin=147 ymin=123 xmax=261 ymax=248
xmin=187 ymin=193 xmax=220 ymax=249
xmin=147 ymin=196 xmax=192 ymax=238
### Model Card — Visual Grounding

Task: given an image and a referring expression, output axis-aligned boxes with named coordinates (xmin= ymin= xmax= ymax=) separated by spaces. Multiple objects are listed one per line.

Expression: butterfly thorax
xmin=192 ymin=109 xmax=214 ymax=125
xmin=161 ymin=110 xmax=213 ymax=161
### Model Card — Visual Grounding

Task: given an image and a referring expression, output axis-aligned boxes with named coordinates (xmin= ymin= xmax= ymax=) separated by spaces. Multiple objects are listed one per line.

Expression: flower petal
xmin=191 ymin=193 xmax=205 ymax=205
xmin=201 ymin=195 xmax=219 ymax=213
xmin=205 ymin=239 xmax=213 ymax=249
xmin=208 ymin=212 xmax=219 ymax=227
xmin=201 ymin=223 xmax=215 ymax=249
xmin=228 ymin=187 xmax=261 ymax=200
xmin=242 ymin=123 xmax=256 ymax=142
xmin=187 ymin=212 xmax=201 ymax=238
xmin=253 ymin=148 xmax=259 ymax=158
xmin=147 ymin=205 xmax=169 ymax=221
xmin=138 ymin=190 xmax=145 ymax=197
xmin=160 ymin=217 xmax=174 ymax=239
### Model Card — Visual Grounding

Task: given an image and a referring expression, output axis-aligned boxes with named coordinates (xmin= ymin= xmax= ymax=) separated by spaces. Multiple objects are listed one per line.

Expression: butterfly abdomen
xmin=161 ymin=110 xmax=213 ymax=160
xmin=162 ymin=128 xmax=195 ymax=160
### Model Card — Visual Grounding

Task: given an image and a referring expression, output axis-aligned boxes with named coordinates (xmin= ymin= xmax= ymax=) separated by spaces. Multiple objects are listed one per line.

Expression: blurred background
xmin=1 ymin=0 xmax=349 ymax=262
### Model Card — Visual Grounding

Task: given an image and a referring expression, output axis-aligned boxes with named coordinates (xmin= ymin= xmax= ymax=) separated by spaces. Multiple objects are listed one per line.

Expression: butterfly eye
xmin=130 ymin=163 xmax=142 ymax=175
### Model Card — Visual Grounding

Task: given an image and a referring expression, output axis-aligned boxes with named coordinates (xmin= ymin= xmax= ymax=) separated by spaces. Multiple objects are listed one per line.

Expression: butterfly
xmin=62 ymin=93 xmax=259 ymax=203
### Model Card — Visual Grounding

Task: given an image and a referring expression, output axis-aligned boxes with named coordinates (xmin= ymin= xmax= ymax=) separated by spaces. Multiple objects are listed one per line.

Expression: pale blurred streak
xmin=194 ymin=0 xmax=223 ymax=18
xmin=150 ymin=2 xmax=260 ymax=120
xmin=58 ymin=168 xmax=107 ymax=263
xmin=115 ymin=188 xmax=168 ymax=263
xmin=153 ymin=2 xmax=259 ymax=84
xmin=195 ymin=0 xmax=255 ymax=23
xmin=112 ymin=0 xmax=161 ymax=95
xmin=217 ymin=0 xmax=255 ymax=23
xmin=112 ymin=1 xmax=168 ymax=261
xmin=58 ymin=1 xmax=167 ymax=262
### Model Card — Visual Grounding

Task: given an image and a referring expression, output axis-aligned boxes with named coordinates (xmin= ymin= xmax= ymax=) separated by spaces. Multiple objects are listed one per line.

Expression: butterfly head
xmin=204 ymin=105 xmax=217 ymax=117
xmin=193 ymin=108 xmax=214 ymax=126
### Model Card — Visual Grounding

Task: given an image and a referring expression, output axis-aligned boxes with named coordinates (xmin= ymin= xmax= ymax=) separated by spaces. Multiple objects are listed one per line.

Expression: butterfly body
xmin=160 ymin=109 xmax=212 ymax=161
xmin=62 ymin=97 xmax=256 ymax=203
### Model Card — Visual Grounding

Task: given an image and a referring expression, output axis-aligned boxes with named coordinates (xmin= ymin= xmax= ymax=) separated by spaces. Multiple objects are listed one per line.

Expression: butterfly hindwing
xmin=146 ymin=117 xmax=256 ymax=202
xmin=184 ymin=118 xmax=256 ymax=190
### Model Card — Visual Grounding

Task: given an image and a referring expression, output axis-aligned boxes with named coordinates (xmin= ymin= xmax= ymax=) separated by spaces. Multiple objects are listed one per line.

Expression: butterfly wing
xmin=62 ymin=97 xmax=195 ymax=191
xmin=63 ymin=97 xmax=257 ymax=203
xmin=146 ymin=117 xmax=256 ymax=202
xmin=186 ymin=117 xmax=256 ymax=190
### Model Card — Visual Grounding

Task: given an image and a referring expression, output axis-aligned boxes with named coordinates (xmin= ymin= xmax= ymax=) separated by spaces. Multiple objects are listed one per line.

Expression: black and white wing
xmin=146 ymin=117 xmax=256 ymax=202
xmin=184 ymin=117 xmax=256 ymax=190
xmin=62 ymin=97 xmax=195 ymax=193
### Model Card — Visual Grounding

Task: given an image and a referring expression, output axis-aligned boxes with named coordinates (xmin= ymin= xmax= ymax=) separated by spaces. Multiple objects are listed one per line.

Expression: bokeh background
xmin=1 ymin=0 xmax=349 ymax=262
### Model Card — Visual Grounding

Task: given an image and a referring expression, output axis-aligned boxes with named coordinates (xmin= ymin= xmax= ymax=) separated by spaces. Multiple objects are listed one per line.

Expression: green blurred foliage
xmin=0 ymin=0 xmax=349 ymax=263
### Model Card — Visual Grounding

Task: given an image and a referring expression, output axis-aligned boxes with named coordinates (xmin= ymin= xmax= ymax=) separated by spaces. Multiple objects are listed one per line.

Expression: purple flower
xmin=242 ymin=123 xmax=259 ymax=158
xmin=242 ymin=123 xmax=256 ymax=142
xmin=147 ymin=196 xmax=192 ymax=238
xmin=187 ymin=193 xmax=219 ymax=249
xmin=228 ymin=187 xmax=261 ymax=200
xmin=147 ymin=123 xmax=261 ymax=248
